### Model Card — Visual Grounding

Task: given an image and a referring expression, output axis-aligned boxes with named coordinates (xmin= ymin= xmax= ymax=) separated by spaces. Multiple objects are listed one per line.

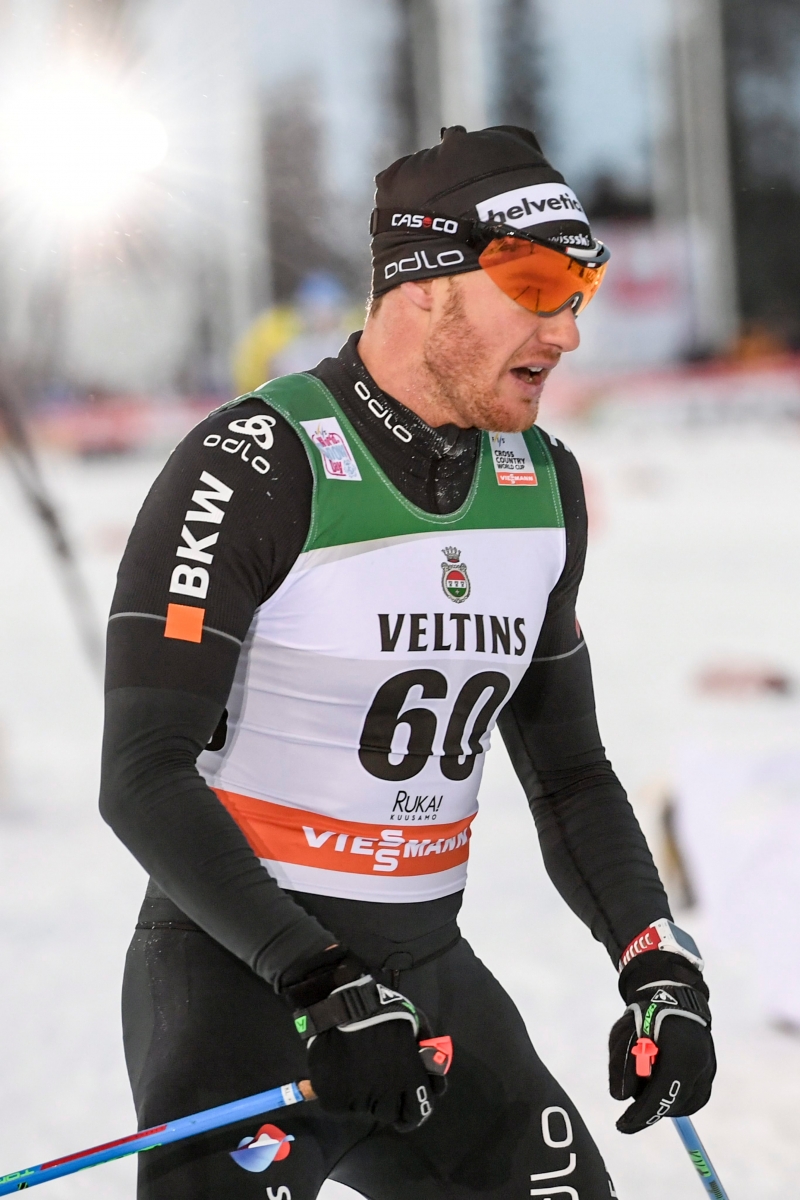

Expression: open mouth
xmin=510 ymin=366 xmax=547 ymax=384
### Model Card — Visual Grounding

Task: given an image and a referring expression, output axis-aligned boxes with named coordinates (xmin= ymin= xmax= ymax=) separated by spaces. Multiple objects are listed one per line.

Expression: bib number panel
xmin=359 ymin=669 xmax=511 ymax=782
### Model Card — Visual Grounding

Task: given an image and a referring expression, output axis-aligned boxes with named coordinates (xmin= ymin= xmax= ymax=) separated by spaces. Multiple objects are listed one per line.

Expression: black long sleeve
xmin=100 ymin=398 xmax=340 ymax=988
xmin=498 ymin=440 xmax=671 ymax=962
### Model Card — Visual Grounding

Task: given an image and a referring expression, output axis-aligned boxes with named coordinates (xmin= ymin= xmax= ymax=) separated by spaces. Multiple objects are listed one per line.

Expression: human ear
xmin=398 ymin=279 xmax=435 ymax=311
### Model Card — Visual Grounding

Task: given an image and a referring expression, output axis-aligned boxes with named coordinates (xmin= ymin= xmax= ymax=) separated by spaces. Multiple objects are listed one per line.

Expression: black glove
xmin=282 ymin=947 xmax=442 ymax=1132
xmin=609 ymin=951 xmax=716 ymax=1134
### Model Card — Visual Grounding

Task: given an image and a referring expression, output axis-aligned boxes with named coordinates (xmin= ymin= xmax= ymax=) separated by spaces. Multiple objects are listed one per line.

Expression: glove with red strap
xmin=281 ymin=946 xmax=447 ymax=1132
xmin=609 ymin=920 xmax=716 ymax=1134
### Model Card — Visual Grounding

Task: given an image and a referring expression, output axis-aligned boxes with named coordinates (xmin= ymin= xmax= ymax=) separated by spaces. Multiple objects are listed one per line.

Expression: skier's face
xmin=421 ymin=270 xmax=579 ymax=432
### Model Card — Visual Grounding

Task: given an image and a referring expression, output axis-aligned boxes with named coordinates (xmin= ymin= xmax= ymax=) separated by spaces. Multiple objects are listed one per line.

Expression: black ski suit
xmin=102 ymin=333 xmax=670 ymax=1198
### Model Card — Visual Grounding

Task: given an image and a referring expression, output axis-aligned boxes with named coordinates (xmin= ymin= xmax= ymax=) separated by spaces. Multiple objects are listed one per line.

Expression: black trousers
xmin=122 ymin=923 xmax=614 ymax=1199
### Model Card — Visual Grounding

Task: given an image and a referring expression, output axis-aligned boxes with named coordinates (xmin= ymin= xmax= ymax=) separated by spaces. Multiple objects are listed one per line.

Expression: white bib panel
xmin=199 ymin=526 xmax=565 ymax=900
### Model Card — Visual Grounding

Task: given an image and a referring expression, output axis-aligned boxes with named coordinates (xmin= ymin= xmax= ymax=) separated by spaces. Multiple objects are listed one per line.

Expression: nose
xmin=538 ymin=306 xmax=580 ymax=353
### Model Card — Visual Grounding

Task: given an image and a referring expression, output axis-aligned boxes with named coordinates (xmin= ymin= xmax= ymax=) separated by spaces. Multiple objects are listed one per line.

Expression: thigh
xmin=332 ymin=939 xmax=614 ymax=1200
xmin=122 ymin=927 xmax=368 ymax=1200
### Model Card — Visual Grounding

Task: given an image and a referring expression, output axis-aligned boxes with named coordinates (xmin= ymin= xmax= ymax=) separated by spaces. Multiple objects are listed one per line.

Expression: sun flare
xmin=0 ymin=67 xmax=168 ymax=222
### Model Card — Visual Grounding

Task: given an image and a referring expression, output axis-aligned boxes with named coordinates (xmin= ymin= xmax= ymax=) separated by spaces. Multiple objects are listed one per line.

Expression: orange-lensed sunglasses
xmin=476 ymin=233 xmax=609 ymax=316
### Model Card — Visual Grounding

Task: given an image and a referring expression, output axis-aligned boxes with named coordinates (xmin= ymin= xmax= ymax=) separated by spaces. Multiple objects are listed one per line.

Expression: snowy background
xmin=1 ymin=406 xmax=799 ymax=1199
xmin=0 ymin=0 xmax=798 ymax=1194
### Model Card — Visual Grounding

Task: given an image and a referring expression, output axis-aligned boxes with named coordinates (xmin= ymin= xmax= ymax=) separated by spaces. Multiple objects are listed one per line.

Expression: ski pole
xmin=633 ymin=1037 xmax=729 ymax=1199
xmin=0 ymin=376 xmax=104 ymax=678
xmin=0 ymin=1037 xmax=452 ymax=1195
xmin=0 ymin=1080 xmax=313 ymax=1195
xmin=672 ymin=1115 xmax=730 ymax=1200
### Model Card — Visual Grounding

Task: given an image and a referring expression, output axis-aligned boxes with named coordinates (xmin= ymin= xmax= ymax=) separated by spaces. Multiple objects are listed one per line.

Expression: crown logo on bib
xmin=441 ymin=547 xmax=470 ymax=604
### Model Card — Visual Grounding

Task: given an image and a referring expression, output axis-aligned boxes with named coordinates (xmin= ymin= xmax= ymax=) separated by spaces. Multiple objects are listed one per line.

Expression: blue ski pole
xmin=0 ymin=1080 xmax=314 ymax=1196
xmin=0 ymin=1036 xmax=453 ymax=1195
xmin=632 ymin=1038 xmax=730 ymax=1198
xmin=672 ymin=1116 xmax=730 ymax=1199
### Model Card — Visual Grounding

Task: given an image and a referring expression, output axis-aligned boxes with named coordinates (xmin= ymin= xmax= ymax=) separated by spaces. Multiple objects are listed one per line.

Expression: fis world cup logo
xmin=299 ymin=417 xmax=362 ymax=481
xmin=311 ymin=427 xmax=357 ymax=478
xmin=441 ymin=547 xmax=470 ymax=604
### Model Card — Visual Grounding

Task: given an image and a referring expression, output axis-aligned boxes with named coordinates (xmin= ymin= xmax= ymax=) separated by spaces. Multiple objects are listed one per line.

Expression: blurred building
xmin=589 ymin=0 xmax=800 ymax=364
xmin=392 ymin=0 xmax=488 ymax=153
xmin=723 ymin=0 xmax=800 ymax=348
xmin=654 ymin=0 xmax=738 ymax=358
xmin=5 ymin=0 xmax=796 ymax=401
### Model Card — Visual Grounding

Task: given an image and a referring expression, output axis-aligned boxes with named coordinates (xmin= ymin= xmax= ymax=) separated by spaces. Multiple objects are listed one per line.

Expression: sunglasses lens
xmin=478 ymin=237 xmax=607 ymax=315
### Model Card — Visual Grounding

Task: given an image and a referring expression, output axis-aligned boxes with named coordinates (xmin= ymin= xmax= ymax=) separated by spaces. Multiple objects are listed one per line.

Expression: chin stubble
xmin=421 ymin=279 xmax=538 ymax=431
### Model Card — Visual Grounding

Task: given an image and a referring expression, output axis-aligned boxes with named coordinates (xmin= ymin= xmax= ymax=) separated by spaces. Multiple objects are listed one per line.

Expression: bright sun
xmin=0 ymin=68 xmax=168 ymax=221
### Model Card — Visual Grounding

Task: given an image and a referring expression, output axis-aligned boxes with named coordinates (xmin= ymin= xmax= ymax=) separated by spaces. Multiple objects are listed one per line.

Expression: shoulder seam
xmin=207 ymin=393 xmax=270 ymax=417
xmin=108 ymin=611 xmax=243 ymax=647
xmin=530 ymin=639 xmax=586 ymax=664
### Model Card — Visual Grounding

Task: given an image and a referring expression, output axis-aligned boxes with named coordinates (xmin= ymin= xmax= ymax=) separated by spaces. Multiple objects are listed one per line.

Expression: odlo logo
xmin=416 ymin=1084 xmax=433 ymax=1122
xmin=441 ymin=547 xmax=470 ymax=604
xmin=646 ymin=1079 xmax=681 ymax=1126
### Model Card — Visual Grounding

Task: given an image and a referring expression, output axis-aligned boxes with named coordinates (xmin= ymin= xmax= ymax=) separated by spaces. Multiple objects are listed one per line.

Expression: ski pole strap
xmin=619 ymin=919 xmax=704 ymax=972
xmin=672 ymin=1117 xmax=730 ymax=1199
xmin=630 ymin=982 xmax=711 ymax=1041
xmin=292 ymin=975 xmax=419 ymax=1040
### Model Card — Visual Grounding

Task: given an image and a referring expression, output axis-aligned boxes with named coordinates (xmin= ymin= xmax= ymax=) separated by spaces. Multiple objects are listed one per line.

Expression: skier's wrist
xmin=618 ymin=918 xmax=703 ymax=975
xmin=618 ymin=949 xmax=707 ymax=1003
xmin=279 ymin=944 xmax=367 ymax=1009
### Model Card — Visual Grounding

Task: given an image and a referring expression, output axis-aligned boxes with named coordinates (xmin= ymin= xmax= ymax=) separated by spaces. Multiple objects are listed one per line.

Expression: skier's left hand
xmin=609 ymin=951 xmax=716 ymax=1134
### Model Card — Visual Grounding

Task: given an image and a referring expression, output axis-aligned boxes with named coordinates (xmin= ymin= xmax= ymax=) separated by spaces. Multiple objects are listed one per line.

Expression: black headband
xmin=369 ymin=126 xmax=593 ymax=298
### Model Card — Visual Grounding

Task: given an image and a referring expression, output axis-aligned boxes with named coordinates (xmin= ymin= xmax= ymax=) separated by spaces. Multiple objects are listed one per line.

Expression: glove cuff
xmin=619 ymin=949 xmax=708 ymax=1002
xmin=280 ymin=946 xmax=365 ymax=1008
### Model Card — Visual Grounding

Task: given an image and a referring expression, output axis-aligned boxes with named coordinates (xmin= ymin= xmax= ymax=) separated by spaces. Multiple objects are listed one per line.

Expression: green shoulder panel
xmin=247 ymin=373 xmax=564 ymax=551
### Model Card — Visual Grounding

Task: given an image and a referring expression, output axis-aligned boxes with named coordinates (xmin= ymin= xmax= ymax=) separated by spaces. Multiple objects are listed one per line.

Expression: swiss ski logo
xmin=651 ymin=989 xmax=678 ymax=1005
xmin=441 ymin=547 xmax=470 ymax=604
xmin=300 ymin=417 xmax=361 ymax=481
xmin=230 ymin=1123 xmax=294 ymax=1173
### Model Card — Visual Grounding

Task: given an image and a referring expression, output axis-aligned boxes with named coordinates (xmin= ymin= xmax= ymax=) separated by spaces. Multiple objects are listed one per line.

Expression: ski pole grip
xmin=632 ymin=1037 xmax=659 ymax=1077
xmin=418 ymin=1035 xmax=453 ymax=1076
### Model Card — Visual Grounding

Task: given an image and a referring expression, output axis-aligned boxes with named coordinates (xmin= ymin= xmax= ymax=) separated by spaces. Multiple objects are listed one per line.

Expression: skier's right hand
xmin=281 ymin=947 xmax=440 ymax=1131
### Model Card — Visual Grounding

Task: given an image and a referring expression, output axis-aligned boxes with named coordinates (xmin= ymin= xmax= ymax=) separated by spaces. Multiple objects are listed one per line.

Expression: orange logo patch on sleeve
xmin=164 ymin=603 xmax=205 ymax=643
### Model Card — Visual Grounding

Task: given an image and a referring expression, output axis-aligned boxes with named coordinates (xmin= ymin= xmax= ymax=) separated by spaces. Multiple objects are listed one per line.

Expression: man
xmin=101 ymin=125 xmax=715 ymax=1199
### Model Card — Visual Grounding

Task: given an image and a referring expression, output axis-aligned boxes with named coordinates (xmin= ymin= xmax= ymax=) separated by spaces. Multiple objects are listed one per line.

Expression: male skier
xmin=101 ymin=126 xmax=716 ymax=1199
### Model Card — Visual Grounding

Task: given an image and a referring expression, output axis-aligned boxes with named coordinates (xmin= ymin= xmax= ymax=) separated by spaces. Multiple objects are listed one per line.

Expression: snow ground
xmin=1 ymin=416 xmax=799 ymax=1198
